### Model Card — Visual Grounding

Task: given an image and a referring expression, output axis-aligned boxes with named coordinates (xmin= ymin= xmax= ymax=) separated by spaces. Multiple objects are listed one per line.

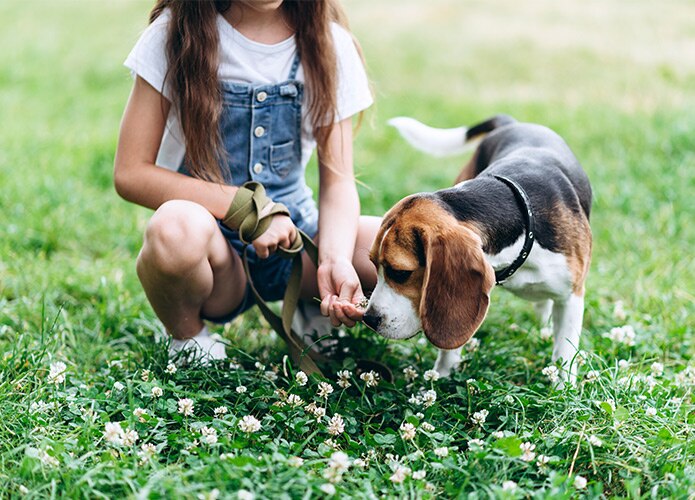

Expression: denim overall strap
xmin=287 ymin=50 xmax=301 ymax=80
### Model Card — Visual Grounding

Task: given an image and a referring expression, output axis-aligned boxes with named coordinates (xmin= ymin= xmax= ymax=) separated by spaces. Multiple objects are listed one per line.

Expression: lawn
xmin=0 ymin=0 xmax=693 ymax=498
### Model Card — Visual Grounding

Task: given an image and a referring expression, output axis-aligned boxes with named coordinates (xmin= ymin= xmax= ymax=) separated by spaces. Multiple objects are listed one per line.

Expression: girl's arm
xmin=114 ymin=76 xmax=295 ymax=258
xmin=114 ymin=76 xmax=237 ymax=218
xmin=316 ymin=118 xmax=365 ymax=327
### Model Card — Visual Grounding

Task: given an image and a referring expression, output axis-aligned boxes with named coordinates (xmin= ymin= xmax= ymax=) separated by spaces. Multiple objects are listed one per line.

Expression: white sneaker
xmin=168 ymin=326 xmax=228 ymax=364
xmin=291 ymin=301 xmax=341 ymax=356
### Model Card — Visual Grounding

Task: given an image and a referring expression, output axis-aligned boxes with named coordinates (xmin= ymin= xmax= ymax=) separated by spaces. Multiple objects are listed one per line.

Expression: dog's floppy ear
xmin=419 ymin=223 xmax=495 ymax=349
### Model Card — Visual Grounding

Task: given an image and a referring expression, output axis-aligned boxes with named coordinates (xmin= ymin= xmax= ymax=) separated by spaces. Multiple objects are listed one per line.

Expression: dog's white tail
xmin=388 ymin=117 xmax=472 ymax=157
xmin=388 ymin=114 xmax=516 ymax=157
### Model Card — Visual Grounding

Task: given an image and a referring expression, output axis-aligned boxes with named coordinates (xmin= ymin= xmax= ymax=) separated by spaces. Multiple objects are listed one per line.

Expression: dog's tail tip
xmin=388 ymin=116 xmax=470 ymax=158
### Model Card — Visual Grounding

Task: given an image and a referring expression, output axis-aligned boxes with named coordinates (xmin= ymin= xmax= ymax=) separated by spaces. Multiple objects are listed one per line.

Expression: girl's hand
xmin=318 ymin=258 xmax=366 ymax=327
xmin=253 ymin=213 xmax=297 ymax=259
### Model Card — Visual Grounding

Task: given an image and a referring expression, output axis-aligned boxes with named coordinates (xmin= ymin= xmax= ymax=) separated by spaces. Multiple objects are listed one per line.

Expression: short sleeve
xmin=124 ymin=10 xmax=172 ymax=101
xmin=332 ymin=23 xmax=373 ymax=122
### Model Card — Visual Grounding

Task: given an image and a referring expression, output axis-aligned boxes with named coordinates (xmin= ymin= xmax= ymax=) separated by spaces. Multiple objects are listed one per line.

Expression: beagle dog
xmin=363 ymin=115 xmax=592 ymax=385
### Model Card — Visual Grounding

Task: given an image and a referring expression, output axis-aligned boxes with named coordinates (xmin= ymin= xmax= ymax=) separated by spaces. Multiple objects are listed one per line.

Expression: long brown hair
xmin=148 ymin=0 xmax=366 ymax=182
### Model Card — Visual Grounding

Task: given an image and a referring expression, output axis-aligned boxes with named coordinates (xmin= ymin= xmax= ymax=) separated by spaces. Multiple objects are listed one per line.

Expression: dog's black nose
xmin=362 ymin=309 xmax=381 ymax=331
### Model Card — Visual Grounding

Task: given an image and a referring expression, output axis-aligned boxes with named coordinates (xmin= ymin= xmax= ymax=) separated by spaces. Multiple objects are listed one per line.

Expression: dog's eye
xmin=385 ymin=267 xmax=413 ymax=284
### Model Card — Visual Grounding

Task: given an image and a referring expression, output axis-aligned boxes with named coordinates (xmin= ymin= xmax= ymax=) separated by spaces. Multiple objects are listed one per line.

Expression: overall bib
xmin=183 ymin=52 xmax=319 ymax=321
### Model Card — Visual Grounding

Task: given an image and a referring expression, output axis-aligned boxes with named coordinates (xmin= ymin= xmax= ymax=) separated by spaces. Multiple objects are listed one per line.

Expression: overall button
xmin=254 ymin=126 xmax=265 ymax=138
xmin=256 ymin=91 xmax=267 ymax=102
xmin=253 ymin=162 xmax=264 ymax=174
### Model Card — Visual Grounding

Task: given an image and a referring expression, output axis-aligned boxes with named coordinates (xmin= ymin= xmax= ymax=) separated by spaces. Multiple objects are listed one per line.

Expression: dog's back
xmin=470 ymin=116 xmax=592 ymax=219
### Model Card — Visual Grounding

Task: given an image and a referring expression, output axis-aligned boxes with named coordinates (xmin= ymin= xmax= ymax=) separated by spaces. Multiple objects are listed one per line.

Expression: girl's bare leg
xmin=136 ymin=200 xmax=248 ymax=340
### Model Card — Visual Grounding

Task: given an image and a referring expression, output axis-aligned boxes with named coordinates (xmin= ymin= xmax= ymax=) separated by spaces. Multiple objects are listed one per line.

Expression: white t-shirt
xmin=124 ymin=10 xmax=373 ymax=171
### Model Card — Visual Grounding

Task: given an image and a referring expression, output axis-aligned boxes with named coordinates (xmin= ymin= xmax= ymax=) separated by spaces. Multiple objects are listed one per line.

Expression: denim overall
xmin=184 ymin=52 xmax=319 ymax=320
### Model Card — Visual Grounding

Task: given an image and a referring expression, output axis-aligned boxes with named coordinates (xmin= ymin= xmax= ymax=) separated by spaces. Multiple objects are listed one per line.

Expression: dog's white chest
xmin=485 ymin=236 xmax=572 ymax=301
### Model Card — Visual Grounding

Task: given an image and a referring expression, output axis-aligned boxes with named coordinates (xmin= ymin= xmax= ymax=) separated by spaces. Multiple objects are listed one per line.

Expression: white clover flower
xmin=30 ymin=401 xmax=52 ymax=414
xmin=502 ymin=480 xmax=517 ymax=492
xmin=295 ymin=371 xmax=308 ymax=386
xmin=323 ymin=451 xmax=350 ymax=483
xmin=644 ymin=375 xmax=658 ymax=392
xmin=613 ymin=300 xmax=626 ymax=321
xmin=520 ymin=441 xmax=536 ymax=462
xmin=353 ymin=457 xmax=368 ymax=468
xmin=323 ymin=438 xmax=340 ymax=450
xmin=327 ymin=414 xmax=345 ymax=436
xmin=264 ymin=370 xmax=278 ymax=382
xmin=287 ymin=394 xmax=304 ymax=407
xmin=103 ymin=422 xmax=124 ymax=445
xmin=47 ymin=361 xmax=67 ymax=385
xmin=468 ymin=439 xmax=485 ymax=448
xmin=605 ymin=325 xmax=636 ymax=346
xmin=618 ymin=359 xmax=630 ymax=370
xmin=492 ymin=431 xmax=505 ymax=439
xmin=400 ymin=422 xmax=416 ymax=440
xmin=238 ymin=415 xmax=261 ymax=433
xmin=585 ymin=370 xmax=600 ymax=383
xmin=389 ymin=465 xmax=411 ymax=484
xmin=542 ymin=365 xmax=560 ymax=383
xmin=254 ymin=362 xmax=265 ymax=371
xmin=645 ymin=406 xmax=657 ymax=417
xmin=133 ymin=408 xmax=148 ymax=423
xmin=177 ymin=398 xmax=195 ymax=416
xmin=336 ymin=370 xmax=352 ymax=389
xmin=122 ymin=428 xmax=139 ymax=446
xmin=420 ymin=422 xmax=435 ymax=432
xmin=536 ymin=454 xmax=550 ymax=468
xmin=141 ymin=369 xmax=151 ymax=382
xmin=471 ymin=409 xmax=489 ymax=426
xmin=408 ymin=394 xmax=422 ymax=405
xmin=317 ymin=382 xmax=334 ymax=398
xmin=237 ymin=490 xmax=253 ymax=500
xmin=214 ymin=406 xmax=229 ymax=416
xmin=650 ymin=362 xmax=664 ymax=377
xmin=505 ymin=394 xmax=515 ymax=404
xmin=201 ymin=426 xmax=218 ymax=445
xmin=412 ymin=470 xmax=426 ymax=480
xmin=138 ymin=443 xmax=157 ymax=463
xmin=403 ymin=366 xmax=418 ymax=381
xmin=236 ymin=385 xmax=247 ymax=394
xmin=360 ymin=371 xmax=380 ymax=387
xmin=540 ymin=327 xmax=553 ymax=341
xmin=319 ymin=484 xmax=336 ymax=496
xmin=287 ymin=456 xmax=304 ymax=467
xmin=113 ymin=381 xmax=125 ymax=391
xmin=675 ymin=366 xmax=695 ymax=387
xmin=151 ymin=386 xmax=163 ymax=398
xmin=433 ymin=446 xmax=449 ymax=458
xmin=464 ymin=337 xmax=481 ymax=352
xmin=422 ymin=390 xmax=437 ymax=408
xmin=573 ymin=475 xmax=587 ymax=489
xmin=423 ymin=370 xmax=440 ymax=382
xmin=588 ymin=435 xmax=603 ymax=447
xmin=165 ymin=363 xmax=177 ymax=375
xmin=37 ymin=448 xmax=59 ymax=467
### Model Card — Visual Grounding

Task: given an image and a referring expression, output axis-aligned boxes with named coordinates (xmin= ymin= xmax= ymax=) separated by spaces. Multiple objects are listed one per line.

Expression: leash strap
xmin=223 ymin=182 xmax=325 ymax=375
xmin=492 ymin=175 xmax=536 ymax=285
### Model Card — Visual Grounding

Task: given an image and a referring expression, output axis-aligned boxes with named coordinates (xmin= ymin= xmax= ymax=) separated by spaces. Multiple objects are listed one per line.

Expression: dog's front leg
xmin=551 ymin=293 xmax=585 ymax=387
xmin=434 ymin=347 xmax=463 ymax=377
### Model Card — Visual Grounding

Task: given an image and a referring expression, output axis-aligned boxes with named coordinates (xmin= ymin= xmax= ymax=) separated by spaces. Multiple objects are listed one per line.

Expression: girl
xmin=114 ymin=0 xmax=378 ymax=360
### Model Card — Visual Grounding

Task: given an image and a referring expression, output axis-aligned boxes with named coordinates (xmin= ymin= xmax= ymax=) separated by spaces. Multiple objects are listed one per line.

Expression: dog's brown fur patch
xmin=548 ymin=201 xmax=592 ymax=294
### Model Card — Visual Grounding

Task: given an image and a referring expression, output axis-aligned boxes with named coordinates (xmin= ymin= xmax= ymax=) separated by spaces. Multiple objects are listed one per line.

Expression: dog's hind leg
xmin=551 ymin=293 xmax=584 ymax=387
xmin=434 ymin=347 xmax=463 ymax=377
xmin=534 ymin=299 xmax=553 ymax=326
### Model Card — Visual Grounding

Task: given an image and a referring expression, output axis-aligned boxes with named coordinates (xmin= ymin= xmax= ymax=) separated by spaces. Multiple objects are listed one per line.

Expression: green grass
xmin=1 ymin=0 xmax=694 ymax=497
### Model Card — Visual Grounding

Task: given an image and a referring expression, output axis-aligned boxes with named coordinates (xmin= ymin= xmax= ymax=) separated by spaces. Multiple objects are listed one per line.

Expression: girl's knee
xmin=139 ymin=200 xmax=218 ymax=275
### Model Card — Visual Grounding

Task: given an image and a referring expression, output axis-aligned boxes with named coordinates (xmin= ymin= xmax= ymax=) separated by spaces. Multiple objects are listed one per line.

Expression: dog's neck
xmin=435 ymin=176 xmax=530 ymax=256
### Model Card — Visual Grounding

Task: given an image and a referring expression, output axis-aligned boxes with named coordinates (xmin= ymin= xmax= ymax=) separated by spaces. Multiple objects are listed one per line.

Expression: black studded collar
xmin=492 ymin=175 xmax=536 ymax=285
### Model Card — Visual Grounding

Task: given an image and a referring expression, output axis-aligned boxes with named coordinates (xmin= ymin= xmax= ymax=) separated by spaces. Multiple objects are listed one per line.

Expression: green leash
xmin=223 ymin=182 xmax=326 ymax=375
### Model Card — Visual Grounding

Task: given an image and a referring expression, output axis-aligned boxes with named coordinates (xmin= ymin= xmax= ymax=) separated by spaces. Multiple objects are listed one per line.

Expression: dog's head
xmin=363 ymin=195 xmax=495 ymax=349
